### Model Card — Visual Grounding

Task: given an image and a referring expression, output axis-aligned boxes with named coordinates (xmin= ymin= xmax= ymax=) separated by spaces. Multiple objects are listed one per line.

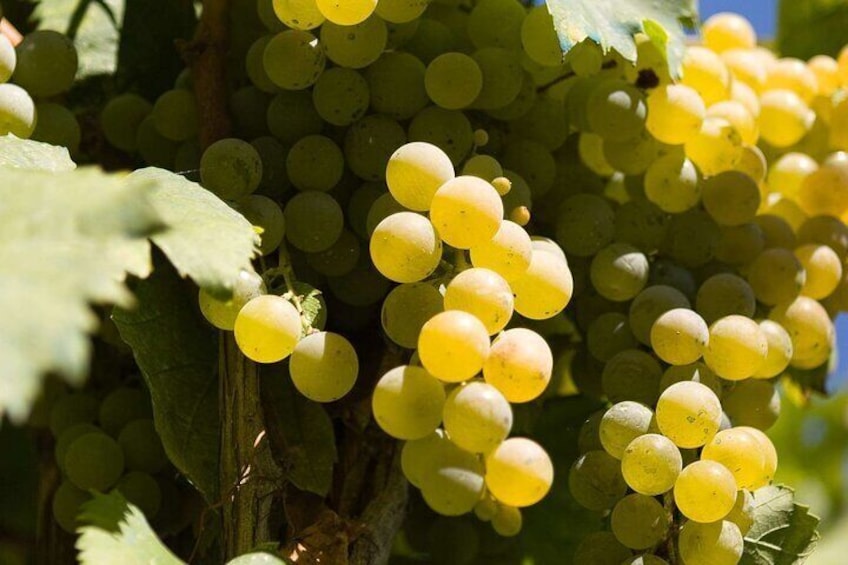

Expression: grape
xmin=117 ymin=419 xmax=168 ymax=474
xmin=599 ymin=401 xmax=654 ymax=459
xmin=716 ymin=223 xmax=765 ymax=266
xmin=49 ymin=393 xmax=99 ymax=437
xmin=701 ymin=171 xmax=761 ymax=227
xmin=755 ymin=214 xmax=797 ymax=250
xmin=100 ymin=93 xmax=152 ymax=152
xmin=246 ymin=36 xmax=278 ymax=93
xmin=726 ymin=489 xmax=755 ymax=534
xmin=809 ymin=54 xmax=840 ymax=95
xmin=114 ymin=471 xmax=162 ymax=518
xmin=429 ymin=176 xmax=503 ymax=249
xmin=365 ymin=52 xmax=429 ymax=120
xmin=462 ymin=154 xmax=503 ymax=181
xmin=327 ymin=263 xmax=391 ymax=307
xmin=491 ymin=504 xmax=522 ymax=537
xmin=366 ymin=193 xmax=406 ymax=236
xmin=737 ymin=426 xmax=778 ymax=483
xmin=380 ymin=283 xmax=443 ymax=349
xmin=200 ymin=138 xmax=263 ymax=200
xmin=644 ymin=154 xmax=701 ymax=213
xmin=419 ymin=441 xmax=485 ymax=516
xmin=263 ymin=30 xmax=325 ymax=90
xmin=284 ymin=191 xmax=344 ymax=252
xmin=723 ymin=380 xmax=780 ymax=431
xmin=701 ymin=427 xmax=769 ymax=490
xmin=310 ymin=68 xmax=369 ymax=127
xmin=409 ymin=106 xmax=474 ymax=166
xmin=681 ymin=46 xmax=731 ymax=106
xmin=747 ymin=248 xmax=805 ymax=306
xmin=385 ymin=142 xmax=454 ymax=212
xmin=0 ymin=83 xmax=36 ymax=138
xmin=474 ymin=495 xmax=498 ymax=521
xmin=345 ymin=114 xmax=408 ymax=181
xmin=577 ymin=411 xmax=604 ymax=454
xmin=798 ymin=215 xmax=848 ymax=260
xmin=423 ymin=52 xmax=483 ymax=110
xmin=587 ymin=80 xmax=647 ymax=142
xmin=288 ymin=332 xmax=358 ymax=402
xmin=759 ymin=89 xmax=814 ymax=148
xmin=404 ymin=18 xmax=456 ymax=65
xmin=795 ymin=244 xmax=842 ymax=299
xmin=645 ymin=83 xmax=705 ymax=145
xmin=469 ymin=220 xmax=532 ymax=282
xmin=703 ymin=315 xmax=768 ymax=381
xmin=703 ymin=12 xmax=756 ymax=52
xmin=347 ymin=183 xmax=384 ymax=239
xmin=267 ymin=90 xmax=322 ymax=144
xmin=578 ymin=132 xmax=615 ymax=176
xmin=610 ymin=494 xmax=670 ymax=550
xmin=678 ymin=520 xmax=743 ymax=565
xmin=555 ymin=194 xmax=615 ymax=257
xmin=755 ymin=319 xmax=794 ymax=378
xmin=483 ymin=328 xmax=552 ymax=403
xmin=485 ymin=438 xmax=552 ymax=507
xmin=418 ymin=310 xmax=490 ymax=383
xmin=98 ymin=387 xmax=152 ymax=437
xmin=443 ymin=381 xmax=512 ymax=453
xmin=660 ymin=362 xmax=723 ymax=398
xmin=315 ymin=0 xmax=376 ymax=25
xmin=502 ymin=139 xmax=556 ymax=198
xmin=370 ymin=212 xmax=442 ymax=283
xmin=573 ymin=532 xmax=633 ymax=565
xmin=372 ymin=365 xmax=445 ymax=440
xmin=0 ymin=34 xmax=15 ymax=83
xmin=520 ymin=6 xmax=562 ymax=67
xmin=52 ymin=481 xmax=91 ymax=533
xmin=14 ymin=30 xmax=78 ymax=97
xmin=305 ymin=229 xmax=361 ymax=277
xmin=285 ymin=135 xmax=344 ymax=192
xmin=603 ymin=128 xmax=662 ymax=176
xmin=734 ymin=144 xmax=767 ymax=185
xmin=590 ymin=243 xmax=650 ymax=302
xmin=796 ymin=165 xmax=848 ymax=218
xmin=199 ymin=269 xmax=266 ymax=331
xmin=629 ymin=285 xmax=691 ymax=345
xmin=656 ymin=381 xmax=722 ymax=448
xmin=685 ymin=117 xmax=742 ymax=177
xmin=471 ymin=48 xmax=523 ymax=110
xmin=468 ymin=0 xmax=525 ymax=51
xmin=768 ymin=152 xmax=818 ymax=199
xmin=65 ymin=431 xmax=125 ymax=491
xmin=375 ymin=0 xmax=428 ymax=23
xmin=235 ymin=195 xmax=286 ymax=256
xmin=152 ymin=89 xmax=199 ymax=142
xmin=567 ymin=39 xmax=604 ymax=77
xmin=400 ymin=429 xmax=448 ymax=487
xmin=649 ymin=260 xmax=697 ymax=299
xmin=707 ymin=100 xmax=758 ymax=145
xmin=769 ymin=296 xmax=834 ymax=366
xmin=587 ymin=312 xmax=638 ymax=362
xmin=320 ymin=16 xmax=387 ymax=69
xmin=31 ymin=103 xmax=80 ymax=154
xmin=272 ymin=0 xmax=325 ymax=30
xmin=234 ymin=295 xmax=301 ymax=363
xmin=601 ymin=349 xmax=663 ymax=406
xmin=766 ymin=58 xmax=819 ymax=103
xmin=662 ymin=209 xmax=721 ymax=268
xmin=444 ymin=268 xmax=513 ymax=335
xmin=651 ymin=308 xmax=709 ymax=366
xmin=55 ymin=423 xmax=100 ymax=473
xmin=621 ymin=433 xmax=682 ymax=496
xmin=674 ymin=459 xmax=737 ymax=523
xmin=695 ymin=273 xmax=757 ymax=325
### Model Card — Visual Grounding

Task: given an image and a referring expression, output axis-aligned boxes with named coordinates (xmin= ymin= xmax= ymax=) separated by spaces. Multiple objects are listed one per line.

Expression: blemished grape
xmin=568 ymin=449 xmax=628 ymax=511
xmin=98 ymin=387 xmax=152 ymax=437
xmin=695 ymin=273 xmax=757 ymax=325
xmin=52 ymin=481 xmax=91 ymax=533
xmin=621 ymin=433 xmax=682 ymax=496
xmin=118 ymin=419 xmax=168 ymax=474
xmin=573 ymin=532 xmax=633 ymax=565
xmin=656 ymin=381 xmax=722 ymax=448
xmin=469 ymin=220 xmax=533 ymax=282
xmin=425 ymin=52 xmax=484 ymax=110
xmin=444 ymin=268 xmax=514 ymax=335
xmin=484 ymin=328 xmax=553 ymax=403
xmin=381 ymin=283 xmax=444 ymax=349
xmin=601 ymin=349 xmax=663 ymax=407
xmin=272 ymin=0 xmax=325 ymax=30
xmin=611 ymin=494 xmax=670 ymax=550
xmin=418 ymin=310 xmax=490 ymax=383
xmin=320 ymin=16 xmax=387 ymax=69
xmin=200 ymin=138 xmax=263 ymax=201
xmin=289 ymin=332 xmax=358 ymax=402
xmin=485 ymin=438 xmax=552 ymax=507
xmin=198 ymin=269 xmax=266 ymax=331
xmin=443 ymin=381 xmax=512 ymax=453
xmin=386 ymin=142 xmax=455 ymax=211
xmin=674 ymin=459 xmax=738 ymax=523
xmin=370 ymin=212 xmax=442 ymax=283
xmin=284 ymin=191 xmax=344 ymax=252
xmin=0 ymin=83 xmax=37 ymax=138
xmin=701 ymin=427 xmax=769 ymax=490
xmin=679 ymin=520 xmax=744 ymax=565
xmin=234 ymin=295 xmax=301 ymax=363
xmin=650 ymin=308 xmax=709 ymax=366
xmin=599 ymin=401 xmax=654 ymax=459
xmin=65 ymin=431 xmax=125 ymax=491
xmin=372 ymin=365 xmax=445 ymax=440
xmin=555 ymin=193 xmax=615 ymax=258
xmin=14 ymin=30 xmax=78 ymax=98
xmin=263 ymin=30 xmax=325 ymax=90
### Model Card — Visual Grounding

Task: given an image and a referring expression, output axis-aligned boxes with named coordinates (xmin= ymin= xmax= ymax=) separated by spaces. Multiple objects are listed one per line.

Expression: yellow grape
xmin=795 ymin=244 xmax=842 ymax=299
xmin=369 ymin=212 xmax=442 ymax=283
xmin=737 ymin=426 xmax=778 ymax=484
xmin=734 ymin=144 xmax=767 ymax=185
xmin=629 ymin=285 xmax=691 ymax=345
xmin=444 ymin=268 xmax=514 ymax=335
xmin=655 ymin=381 xmax=722 ymax=448
xmin=620 ymin=433 xmax=682 ymax=496
xmin=646 ymin=84 xmax=706 ymax=145
xmin=511 ymin=250 xmax=574 ymax=319
xmin=598 ymin=401 xmax=654 ymax=459
xmin=707 ymin=100 xmax=758 ymax=144
xmin=473 ymin=495 xmax=498 ymax=521
xmin=678 ymin=520 xmax=744 ymax=565
xmin=797 ymin=165 xmax=848 ymax=218
xmin=769 ymin=296 xmax=834 ymax=366
xmin=372 ymin=365 xmax=445 ymax=440
xmin=722 ymin=49 xmax=767 ymax=92
xmin=418 ymin=310 xmax=490 ymax=383
xmin=747 ymin=248 xmax=806 ymax=306
xmin=758 ymin=89 xmax=814 ymax=148
xmin=375 ymin=0 xmax=428 ymax=23
xmin=400 ymin=429 xmax=448 ymax=487
xmin=419 ymin=439 xmax=486 ymax=516
xmin=650 ymin=308 xmax=709 ymax=366
xmin=443 ymin=381 xmax=512 ymax=453
xmin=234 ymin=295 xmax=301 ymax=363
xmin=755 ymin=319 xmax=794 ymax=378
xmin=315 ymin=0 xmax=376 ymax=25
xmin=809 ymin=55 xmax=841 ymax=96
xmin=429 ymin=175 xmax=504 ymax=249
xmin=272 ymin=0 xmax=325 ymax=30
xmin=485 ymin=438 xmax=553 ymax=507
xmin=659 ymin=362 xmax=723 ymax=399
xmin=381 ymin=283 xmax=444 ymax=349
xmin=578 ymin=132 xmax=616 ymax=176
xmin=702 ymin=12 xmax=756 ymax=52
xmin=674 ymin=460 xmax=738 ymax=523
xmin=289 ymin=331 xmax=358 ymax=402
xmin=701 ymin=427 xmax=769 ymax=490
xmin=483 ymin=328 xmax=552 ymax=403
xmin=681 ymin=46 xmax=731 ymax=106
xmin=462 ymin=154 xmax=503 ymax=181
xmin=385 ymin=142 xmax=455 ymax=211
xmin=610 ymin=494 xmax=670 ymax=550
xmin=644 ymin=154 xmax=701 ymax=213
xmin=767 ymin=152 xmax=818 ymax=199
xmin=685 ymin=117 xmax=742 ymax=177
xmin=469 ymin=220 xmax=533 ymax=282
xmin=491 ymin=505 xmax=522 ymax=537
xmin=726 ymin=490 xmax=755 ymax=535
xmin=703 ymin=315 xmax=768 ymax=381
xmin=730 ymin=79 xmax=760 ymax=117
xmin=521 ymin=6 xmax=562 ymax=68
xmin=198 ymin=270 xmax=266 ymax=331
xmin=765 ymin=58 xmax=819 ymax=103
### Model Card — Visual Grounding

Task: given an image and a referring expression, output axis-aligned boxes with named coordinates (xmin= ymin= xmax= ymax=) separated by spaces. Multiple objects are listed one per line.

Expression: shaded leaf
xmin=113 ymin=259 xmax=220 ymax=501
xmin=77 ymin=491 xmax=185 ymax=565
xmin=741 ymin=485 xmax=821 ymax=565
xmin=546 ymin=0 xmax=697 ymax=77
xmin=777 ymin=0 xmax=848 ymax=60
xmin=260 ymin=365 xmax=336 ymax=497
xmin=130 ymin=167 xmax=260 ymax=297
xmin=0 ymin=134 xmax=75 ymax=172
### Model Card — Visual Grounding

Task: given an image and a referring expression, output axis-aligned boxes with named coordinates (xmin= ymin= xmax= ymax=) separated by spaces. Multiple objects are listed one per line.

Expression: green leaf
xmin=260 ymin=365 xmax=336 ymax=497
xmin=0 ymin=134 xmax=75 ymax=172
xmin=0 ymin=165 xmax=160 ymax=423
xmin=546 ymin=0 xmax=697 ymax=77
xmin=227 ymin=552 xmax=289 ymax=565
xmin=741 ymin=485 xmax=821 ymax=565
xmin=130 ymin=168 xmax=261 ymax=297
xmin=76 ymin=492 xmax=185 ymax=565
xmin=113 ymin=260 xmax=220 ymax=502
xmin=778 ymin=0 xmax=848 ymax=60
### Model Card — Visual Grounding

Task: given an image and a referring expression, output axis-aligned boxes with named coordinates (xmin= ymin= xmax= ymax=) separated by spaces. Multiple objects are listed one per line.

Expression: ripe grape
xmin=267 ymin=90 xmax=323 ymax=144
xmin=52 ymin=481 xmax=91 ymax=533
xmin=315 ymin=0 xmax=376 ymax=25
xmin=587 ymin=312 xmax=638 ymax=362
xmin=381 ymin=283 xmax=444 ymax=349
xmin=370 ymin=212 xmax=442 ymax=283
xmin=678 ymin=520 xmax=744 ymax=565
xmin=200 ymin=138 xmax=263 ymax=200
xmin=0 ymin=34 xmax=15 ymax=83
xmin=372 ymin=365 xmax=445 ymax=440
xmin=501 ymin=139 xmax=556 ymax=198
xmin=737 ymin=426 xmax=778 ymax=483
xmin=520 ymin=6 xmax=562 ymax=68
xmin=425 ymin=53 xmax=484 ymax=110
xmin=695 ymin=273 xmax=757 ymax=325
xmin=485 ymin=437 xmax=553 ymax=507
xmin=723 ymin=380 xmax=780 ymax=431
xmin=386 ymin=142 xmax=455 ymax=211
xmin=469 ymin=220 xmax=533 ymax=282
xmin=621 ymin=433 xmax=682 ymax=496
xmin=286 ymin=135 xmax=344 ymax=192
xmin=366 ymin=52 xmax=429 ymax=120
xmin=199 ymin=269 xmax=266 ymax=331
xmin=644 ymin=154 xmax=702 ymax=213
xmin=646 ymin=83 xmax=706 ymax=145
xmin=0 ymin=83 xmax=37 ymax=138
xmin=610 ymin=494 xmax=670 ymax=550
xmin=444 ymin=268 xmax=514 ymax=335
xmin=471 ymin=48 xmax=523 ymax=110
xmin=726 ymin=489 xmax=755 ymax=534
xmin=152 ymin=89 xmax=199 ymax=142
xmin=590 ymin=243 xmax=650 ymax=302
xmin=289 ymin=332 xmax=358 ymax=402
xmin=65 ymin=431 xmax=125 ymax=491
xmin=701 ymin=171 xmax=761 ymax=226
xmin=656 ymin=381 xmax=722 ymax=448
xmin=443 ymin=381 xmax=512 ymax=453
xmin=674 ymin=459 xmax=738 ymax=523
xmin=468 ymin=0 xmax=525 ymax=51
xmin=703 ymin=12 xmax=757 ymax=52
xmin=747 ymin=248 xmax=806 ymax=306
xmin=662 ymin=209 xmax=721 ymax=268
xmin=650 ymin=308 xmax=709 ymax=365
xmin=758 ymin=89 xmax=814 ymax=148
xmin=375 ymin=0 xmax=428 ymax=23
xmin=629 ymin=285 xmax=691 ymax=345
xmin=586 ymin=80 xmax=647 ymax=143
xmin=400 ymin=429 xmax=449 ymax=487
xmin=491 ymin=504 xmax=522 ymax=537
xmin=429 ymin=176 xmax=503 ymax=249
xmin=98 ymin=387 xmax=152 ymax=437
xmin=599 ymin=401 xmax=654 ymax=459
xmin=685 ymin=117 xmax=742 ymax=177
xmin=311 ymin=67 xmax=369 ymax=126
xmin=703 ymin=315 xmax=768 ymax=381
xmin=795 ymin=244 xmax=842 ymax=299
xmin=100 ymin=93 xmax=152 ymax=152
xmin=418 ymin=310 xmax=490 ymax=383
xmin=659 ymin=362 xmax=723 ymax=398
xmin=601 ymin=349 xmax=663 ymax=406
xmin=32 ymin=103 xmax=81 ymax=154
xmin=769 ymin=296 xmax=834 ymax=366
xmin=14 ymin=30 xmax=78 ymax=97
xmin=272 ymin=0 xmax=325 ymax=30
xmin=114 ymin=471 xmax=162 ymax=518
xmin=572 ymin=532 xmax=633 ymax=565
xmin=681 ymin=46 xmax=731 ymax=106
xmin=236 ymin=195 xmax=286 ymax=256
xmin=419 ymin=441 xmax=485 ymax=516
xmin=701 ymin=427 xmax=770 ymax=490
xmin=484 ymin=328 xmax=553 ymax=403
xmin=234 ymin=295 xmax=301 ymax=363
xmin=264 ymin=30 xmax=325 ymax=90
xmin=555 ymin=194 xmax=615 ymax=257
xmin=284 ymin=191 xmax=344 ymax=252
xmin=345 ymin=114 xmax=408 ymax=181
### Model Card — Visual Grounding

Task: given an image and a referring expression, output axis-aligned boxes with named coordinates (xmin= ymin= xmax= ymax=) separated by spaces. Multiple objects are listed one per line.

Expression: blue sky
xmin=700 ymin=0 xmax=777 ymax=36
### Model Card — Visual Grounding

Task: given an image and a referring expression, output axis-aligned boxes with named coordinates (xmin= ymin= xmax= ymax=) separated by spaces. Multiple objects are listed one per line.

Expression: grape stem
xmin=664 ymin=490 xmax=679 ymax=564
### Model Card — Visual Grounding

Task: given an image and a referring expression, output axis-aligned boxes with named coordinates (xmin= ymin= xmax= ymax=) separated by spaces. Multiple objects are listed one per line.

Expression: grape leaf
xmin=741 ymin=485 xmax=821 ymax=565
xmin=0 ymin=134 xmax=75 ymax=172
xmin=130 ymin=167 xmax=261 ymax=297
xmin=545 ymin=0 xmax=697 ymax=77
xmin=113 ymin=259 xmax=220 ymax=502
xmin=0 ymin=164 xmax=160 ymax=423
xmin=76 ymin=492 xmax=185 ymax=565
xmin=777 ymin=0 xmax=848 ymax=60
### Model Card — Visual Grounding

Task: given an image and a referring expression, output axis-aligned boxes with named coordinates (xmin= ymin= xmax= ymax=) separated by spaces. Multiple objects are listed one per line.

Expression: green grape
xmin=289 ymin=331 xmax=358 ymax=402
xmin=100 ymin=93 xmax=152 ymax=152
xmin=271 ymin=0 xmax=325 ymax=30
xmin=659 ymin=362 xmax=723 ymax=398
xmin=726 ymin=489 xmax=755 ymax=535
xmin=372 ymin=365 xmax=445 ymax=440
xmin=601 ymin=349 xmax=663 ymax=406
xmin=613 ymin=199 xmax=668 ymax=254
xmin=320 ymin=16 xmax=387 ymax=69
xmin=485 ymin=438 xmax=552 ymax=507
xmin=590 ymin=243 xmax=650 ymax=302
xmin=366 ymin=193 xmax=407 ymax=236
xmin=444 ymin=268 xmax=514 ymax=335
xmin=98 ymin=387 xmax=152 ymax=437
xmin=381 ymin=283 xmax=444 ymax=349
xmin=258 ymin=0 xmax=287 ymax=31
xmin=263 ymin=30 xmax=325 ymax=90
xmin=424 ymin=52 xmax=483 ymax=110
xmin=114 ymin=472 xmax=162 ymax=518
xmin=469 ymin=220 xmax=532 ymax=282
xmin=403 ymin=20 xmax=455 ymax=65
xmin=429 ymin=175 xmax=503 ymax=249
xmin=703 ymin=315 xmax=768 ymax=381
xmin=501 ymin=139 xmax=556 ymax=198
xmin=198 ymin=269 xmax=266 ymax=331
xmin=645 ymin=83 xmax=706 ymax=145
xmin=327 ymin=263 xmax=391 ymax=307
xmin=443 ymin=381 xmax=512 ymax=453
xmin=511 ymin=251 xmax=574 ymax=320
xmin=246 ymin=35 xmax=278 ymax=93
xmin=621 ymin=433 xmax=682 ymax=496
xmin=662 ymin=209 xmax=721 ymax=268
xmin=365 ymin=52 xmax=429 ymax=120
xmin=348 ymin=183 xmax=385 ymax=239
xmin=484 ymin=328 xmax=552 ymax=403
xmin=587 ymin=80 xmax=647 ymax=142
xmin=770 ymin=296 xmax=834 ymax=367
xmin=623 ymin=555 xmax=669 ymax=565
xmin=755 ymin=319 xmax=793 ymax=378
xmin=644 ymin=153 xmax=701 ymax=213
xmin=501 ymin=169 xmax=533 ymax=221
xmin=467 ymin=0 xmax=524 ymax=51
xmin=678 ymin=520 xmax=744 ymax=565
xmin=419 ymin=440 xmax=485 ymax=516
xmin=695 ymin=273 xmax=757 ymax=325
xmin=235 ymin=195 xmax=285 ymax=255
xmin=610 ymin=494 xmax=670 ymax=550
xmin=286 ymin=135 xmax=344 ymax=192
xmin=419 ymin=310 xmax=490 ymax=383
xmin=52 ymin=481 xmax=91 ymax=533
xmin=14 ymin=30 xmax=78 ymax=97
xmin=747 ymin=248 xmax=805 ymax=306
xmin=716 ymin=223 xmax=765 ymax=266
xmin=577 ymin=411 xmax=604 ymax=453
xmin=599 ymin=401 xmax=654 ymax=459
xmin=0 ymin=34 xmax=15 ymax=83
xmin=408 ymin=105 xmax=474 ymax=166
xmin=49 ymin=393 xmax=99 ymax=437
xmin=578 ymin=132 xmax=615 ymax=176
xmin=55 ymin=423 xmax=100 ymax=473
xmin=554 ymin=194 xmax=615 ymax=257
xmin=200 ymin=138 xmax=263 ymax=200
xmin=675 ymin=459 xmax=738 ymax=523
xmin=375 ymin=0 xmax=428 ymax=23
xmin=797 ymin=215 xmax=848 ymax=259
xmin=461 ymin=154 xmax=503 ymax=181
xmin=628 ymin=285 xmax=691 ymax=345
xmin=701 ymin=171 xmax=761 ymax=226
xmin=795 ymin=244 xmax=842 ymax=299
xmin=400 ymin=429 xmax=448 ymax=487
xmin=685 ymin=117 xmax=743 ymax=177
xmin=344 ymin=114 xmax=408 ymax=181
xmin=656 ymin=381 xmax=722 ymax=448
xmin=587 ymin=312 xmax=638 ymax=362
xmin=152 ymin=89 xmax=199 ymax=142
xmin=474 ymin=494 xmax=498 ymax=521
xmin=305 ymin=229 xmax=361 ymax=277
xmin=65 ymin=431 xmax=125 ymax=491
xmin=118 ymin=419 xmax=167 ymax=474
xmin=491 ymin=504 xmax=522 ymax=537
xmin=521 ymin=6 xmax=562 ymax=67
xmin=723 ymin=379 xmax=780 ymax=431
xmin=754 ymin=215 xmax=797 ymax=250
xmin=370 ymin=211 xmax=442 ymax=283
xmin=573 ymin=532 xmax=633 ymax=565
xmin=701 ymin=427 xmax=769 ymax=490
xmin=0 ymin=83 xmax=36 ymax=138
xmin=284 ymin=191 xmax=344 ymax=252
xmin=315 ymin=0 xmax=376 ymax=25
xmin=31 ymin=102 xmax=80 ymax=154
xmin=311 ymin=67 xmax=369 ymax=126
xmin=649 ymin=260 xmax=697 ymax=299
xmin=471 ymin=48 xmax=523 ymax=110
xmin=486 ymin=70 xmax=536 ymax=121
xmin=234 ymin=295 xmax=301 ymax=363
xmin=173 ymin=67 xmax=192 ymax=90
xmin=603 ymin=128 xmax=662 ymax=176
xmin=267 ymin=90 xmax=322 ymax=144
xmin=137 ymin=116 xmax=179 ymax=168
xmin=386 ymin=141 xmax=455 ymax=211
